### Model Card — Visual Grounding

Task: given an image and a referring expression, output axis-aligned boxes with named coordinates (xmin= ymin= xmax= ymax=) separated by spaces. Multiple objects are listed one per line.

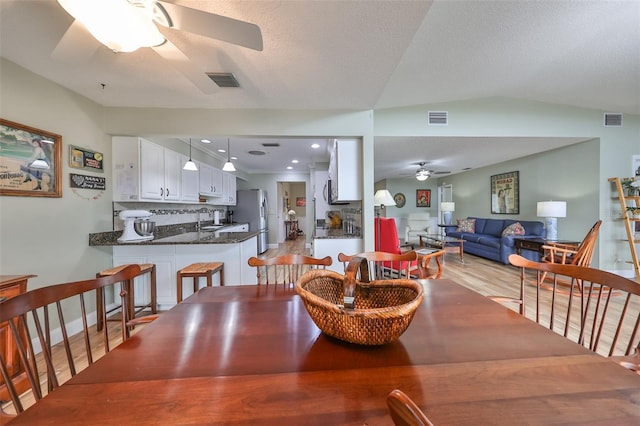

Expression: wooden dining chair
xmin=337 ymin=251 xmax=419 ymax=280
xmin=539 ymin=220 xmax=602 ymax=287
xmin=0 ymin=265 xmax=141 ymax=417
xmin=387 ymin=389 xmax=434 ymax=426
xmin=502 ymin=254 xmax=640 ymax=363
xmin=247 ymin=255 xmax=332 ymax=286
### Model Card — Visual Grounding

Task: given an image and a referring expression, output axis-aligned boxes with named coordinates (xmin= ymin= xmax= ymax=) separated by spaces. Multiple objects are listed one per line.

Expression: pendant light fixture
xmin=183 ymin=138 xmax=198 ymax=171
xmin=222 ymin=138 xmax=236 ymax=172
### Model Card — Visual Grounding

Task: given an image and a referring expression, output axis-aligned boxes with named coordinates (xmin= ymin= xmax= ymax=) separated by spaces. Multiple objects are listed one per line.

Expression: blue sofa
xmin=446 ymin=217 xmax=545 ymax=264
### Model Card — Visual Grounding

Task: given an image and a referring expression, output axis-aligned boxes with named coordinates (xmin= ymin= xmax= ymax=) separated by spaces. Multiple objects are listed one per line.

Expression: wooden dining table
xmin=8 ymin=279 xmax=640 ymax=425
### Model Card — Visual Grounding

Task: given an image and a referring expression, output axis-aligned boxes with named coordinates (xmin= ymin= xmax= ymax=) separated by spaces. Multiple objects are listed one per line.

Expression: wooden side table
xmin=514 ymin=238 xmax=579 ymax=255
xmin=0 ymin=274 xmax=36 ymax=401
xmin=285 ymin=220 xmax=299 ymax=240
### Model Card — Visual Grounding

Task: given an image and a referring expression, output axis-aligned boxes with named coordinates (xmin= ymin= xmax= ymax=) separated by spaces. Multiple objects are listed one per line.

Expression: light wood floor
xmin=3 ymin=236 xmax=637 ymax=415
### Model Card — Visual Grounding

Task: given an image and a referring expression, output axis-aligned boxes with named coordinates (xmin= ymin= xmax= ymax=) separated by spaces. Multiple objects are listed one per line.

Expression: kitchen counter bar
xmin=313 ymin=228 xmax=361 ymax=239
xmin=89 ymin=224 xmax=258 ymax=246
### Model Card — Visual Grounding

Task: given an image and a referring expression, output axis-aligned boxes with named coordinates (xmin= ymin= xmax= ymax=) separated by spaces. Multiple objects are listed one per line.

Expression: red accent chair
xmin=374 ymin=217 xmax=418 ymax=276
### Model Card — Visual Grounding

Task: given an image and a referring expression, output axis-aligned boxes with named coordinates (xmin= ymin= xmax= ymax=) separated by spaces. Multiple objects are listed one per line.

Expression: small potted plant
xmin=621 ymin=178 xmax=640 ymax=196
xmin=626 ymin=206 xmax=640 ymax=218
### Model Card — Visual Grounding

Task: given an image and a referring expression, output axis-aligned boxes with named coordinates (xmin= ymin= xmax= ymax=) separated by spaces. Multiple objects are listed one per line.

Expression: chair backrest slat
xmin=508 ymin=254 xmax=640 ymax=358
xmin=0 ymin=265 xmax=141 ymax=416
xmin=248 ymin=255 xmax=332 ymax=286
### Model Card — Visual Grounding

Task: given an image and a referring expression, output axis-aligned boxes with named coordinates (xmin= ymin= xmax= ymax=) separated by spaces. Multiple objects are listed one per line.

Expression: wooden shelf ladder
xmin=609 ymin=177 xmax=640 ymax=280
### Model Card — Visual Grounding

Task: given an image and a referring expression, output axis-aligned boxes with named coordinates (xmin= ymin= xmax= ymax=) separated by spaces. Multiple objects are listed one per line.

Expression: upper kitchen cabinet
xmin=113 ymin=137 xmax=184 ymax=202
xmin=181 ymin=156 xmax=200 ymax=202
xmin=221 ymin=172 xmax=236 ymax=206
xmin=328 ymin=139 xmax=362 ymax=202
xmin=199 ymin=163 xmax=223 ymax=197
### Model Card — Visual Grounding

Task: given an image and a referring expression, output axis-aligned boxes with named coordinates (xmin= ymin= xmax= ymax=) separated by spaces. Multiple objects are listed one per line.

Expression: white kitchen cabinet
xmin=328 ymin=139 xmax=362 ymax=202
xmin=181 ymin=156 xmax=200 ymax=202
xmin=199 ymin=163 xmax=223 ymax=197
xmin=312 ymin=238 xmax=362 ymax=273
xmin=112 ymin=137 xmax=182 ymax=202
xmin=221 ymin=172 xmax=236 ymax=205
xmin=112 ymin=246 xmax=176 ymax=307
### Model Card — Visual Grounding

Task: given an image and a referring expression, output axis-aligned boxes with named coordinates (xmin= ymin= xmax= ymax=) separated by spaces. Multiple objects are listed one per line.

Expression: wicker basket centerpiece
xmin=295 ymin=256 xmax=424 ymax=345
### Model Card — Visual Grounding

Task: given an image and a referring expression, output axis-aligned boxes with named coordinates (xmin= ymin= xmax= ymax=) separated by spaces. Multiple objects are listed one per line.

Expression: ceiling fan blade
xmin=51 ymin=19 xmax=100 ymax=63
xmin=157 ymin=1 xmax=263 ymax=51
xmin=152 ymin=40 xmax=218 ymax=94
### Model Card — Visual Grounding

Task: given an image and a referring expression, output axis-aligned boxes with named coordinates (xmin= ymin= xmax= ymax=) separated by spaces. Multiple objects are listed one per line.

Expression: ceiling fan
xmin=53 ymin=0 xmax=263 ymax=93
xmin=413 ymin=162 xmax=450 ymax=181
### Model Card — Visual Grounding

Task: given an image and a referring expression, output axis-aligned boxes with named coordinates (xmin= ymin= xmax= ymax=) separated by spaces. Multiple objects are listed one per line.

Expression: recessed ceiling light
xmin=231 ymin=156 xmax=238 ymax=160
xmin=201 ymin=139 xmax=211 ymax=144
xmin=217 ymin=149 xmax=226 ymax=153
xmin=311 ymin=143 xmax=320 ymax=149
xmin=287 ymin=166 xmax=292 ymax=170
xmin=291 ymin=159 xmax=299 ymax=164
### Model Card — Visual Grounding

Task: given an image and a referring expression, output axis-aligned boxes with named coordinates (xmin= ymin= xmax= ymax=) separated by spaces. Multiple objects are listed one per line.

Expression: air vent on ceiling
xmin=604 ymin=113 xmax=623 ymax=127
xmin=428 ymin=111 xmax=448 ymax=125
xmin=248 ymin=150 xmax=266 ymax=156
xmin=206 ymin=73 xmax=239 ymax=87
xmin=262 ymin=143 xmax=280 ymax=147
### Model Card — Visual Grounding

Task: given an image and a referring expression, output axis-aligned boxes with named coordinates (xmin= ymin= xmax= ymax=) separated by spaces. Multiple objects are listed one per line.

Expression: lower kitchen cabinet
xmin=113 ymin=236 xmax=257 ymax=309
xmin=312 ymin=238 xmax=362 ymax=273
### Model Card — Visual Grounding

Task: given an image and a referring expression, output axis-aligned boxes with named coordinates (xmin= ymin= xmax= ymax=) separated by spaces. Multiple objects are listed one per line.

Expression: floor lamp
xmin=374 ymin=189 xmax=396 ymax=251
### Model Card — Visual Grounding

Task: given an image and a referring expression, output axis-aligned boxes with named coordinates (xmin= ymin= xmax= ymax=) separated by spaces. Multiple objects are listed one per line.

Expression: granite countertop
xmin=313 ymin=228 xmax=362 ymax=239
xmin=89 ymin=222 xmax=258 ymax=246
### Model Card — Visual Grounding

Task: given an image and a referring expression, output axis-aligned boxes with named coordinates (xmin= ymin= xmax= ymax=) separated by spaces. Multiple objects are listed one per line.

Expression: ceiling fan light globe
xmin=416 ymin=169 xmax=430 ymax=181
xmin=57 ymin=0 xmax=165 ymax=53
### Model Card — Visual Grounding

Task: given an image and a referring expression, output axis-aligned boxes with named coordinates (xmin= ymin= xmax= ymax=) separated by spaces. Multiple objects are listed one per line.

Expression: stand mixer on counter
xmin=117 ymin=210 xmax=155 ymax=243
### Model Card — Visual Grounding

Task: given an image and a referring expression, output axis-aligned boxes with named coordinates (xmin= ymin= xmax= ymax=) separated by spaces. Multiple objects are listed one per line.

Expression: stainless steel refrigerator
xmin=234 ymin=189 xmax=269 ymax=254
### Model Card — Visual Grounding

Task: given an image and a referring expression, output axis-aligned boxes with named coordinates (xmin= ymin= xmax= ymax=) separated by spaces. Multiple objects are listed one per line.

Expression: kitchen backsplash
xmin=112 ymin=202 xmax=226 ymax=230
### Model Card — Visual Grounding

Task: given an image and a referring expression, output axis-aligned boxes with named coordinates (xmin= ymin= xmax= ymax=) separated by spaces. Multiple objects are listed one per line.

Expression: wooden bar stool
xmin=176 ymin=262 xmax=224 ymax=302
xmin=96 ymin=263 xmax=157 ymax=331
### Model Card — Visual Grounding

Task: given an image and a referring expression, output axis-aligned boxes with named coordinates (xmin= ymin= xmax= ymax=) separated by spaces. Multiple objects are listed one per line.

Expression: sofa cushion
xmin=463 ymin=233 xmax=484 ymax=243
xmin=456 ymin=218 xmax=475 ymax=233
xmin=471 ymin=217 xmax=487 ymax=234
xmin=478 ymin=236 xmax=501 ymax=249
xmin=482 ymin=219 xmax=505 ymax=237
xmin=502 ymin=222 xmax=525 ymax=236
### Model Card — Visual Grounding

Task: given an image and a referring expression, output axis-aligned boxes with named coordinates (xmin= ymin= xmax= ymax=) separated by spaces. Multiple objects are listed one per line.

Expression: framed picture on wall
xmin=416 ymin=189 xmax=431 ymax=207
xmin=491 ymin=171 xmax=519 ymax=214
xmin=0 ymin=118 xmax=62 ymax=198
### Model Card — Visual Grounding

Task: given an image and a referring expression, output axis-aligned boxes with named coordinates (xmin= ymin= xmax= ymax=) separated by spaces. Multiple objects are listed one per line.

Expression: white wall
xmin=0 ymin=59 xmax=113 ymax=288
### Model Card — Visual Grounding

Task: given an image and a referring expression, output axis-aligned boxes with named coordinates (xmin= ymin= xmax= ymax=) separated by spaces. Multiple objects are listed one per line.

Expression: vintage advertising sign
xmin=70 ymin=145 xmax=104 ymax=172
xmin=70 ymin=173 xmax=106 ymax=190
xmin=0 ymin=118 xmax=62 ymax=197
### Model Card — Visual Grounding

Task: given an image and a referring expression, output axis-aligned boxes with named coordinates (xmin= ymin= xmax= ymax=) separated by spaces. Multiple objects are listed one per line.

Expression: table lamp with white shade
xmin=374 ymin=189 xmax=396 ymax=250
xmin=537 ymin=201 xmax=567 ymax=240
xmin=441 ymin=202 xmax=455 ymax=225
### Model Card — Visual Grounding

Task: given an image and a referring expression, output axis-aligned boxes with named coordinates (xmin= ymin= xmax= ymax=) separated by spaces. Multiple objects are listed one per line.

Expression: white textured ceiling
xmin=1 ymin=0 xmax=638 ymax=179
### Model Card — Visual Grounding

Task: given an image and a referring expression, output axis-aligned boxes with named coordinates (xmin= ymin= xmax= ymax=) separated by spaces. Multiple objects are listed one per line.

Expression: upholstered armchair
xmin=404 ymin=213 xmax=431 ymax=245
